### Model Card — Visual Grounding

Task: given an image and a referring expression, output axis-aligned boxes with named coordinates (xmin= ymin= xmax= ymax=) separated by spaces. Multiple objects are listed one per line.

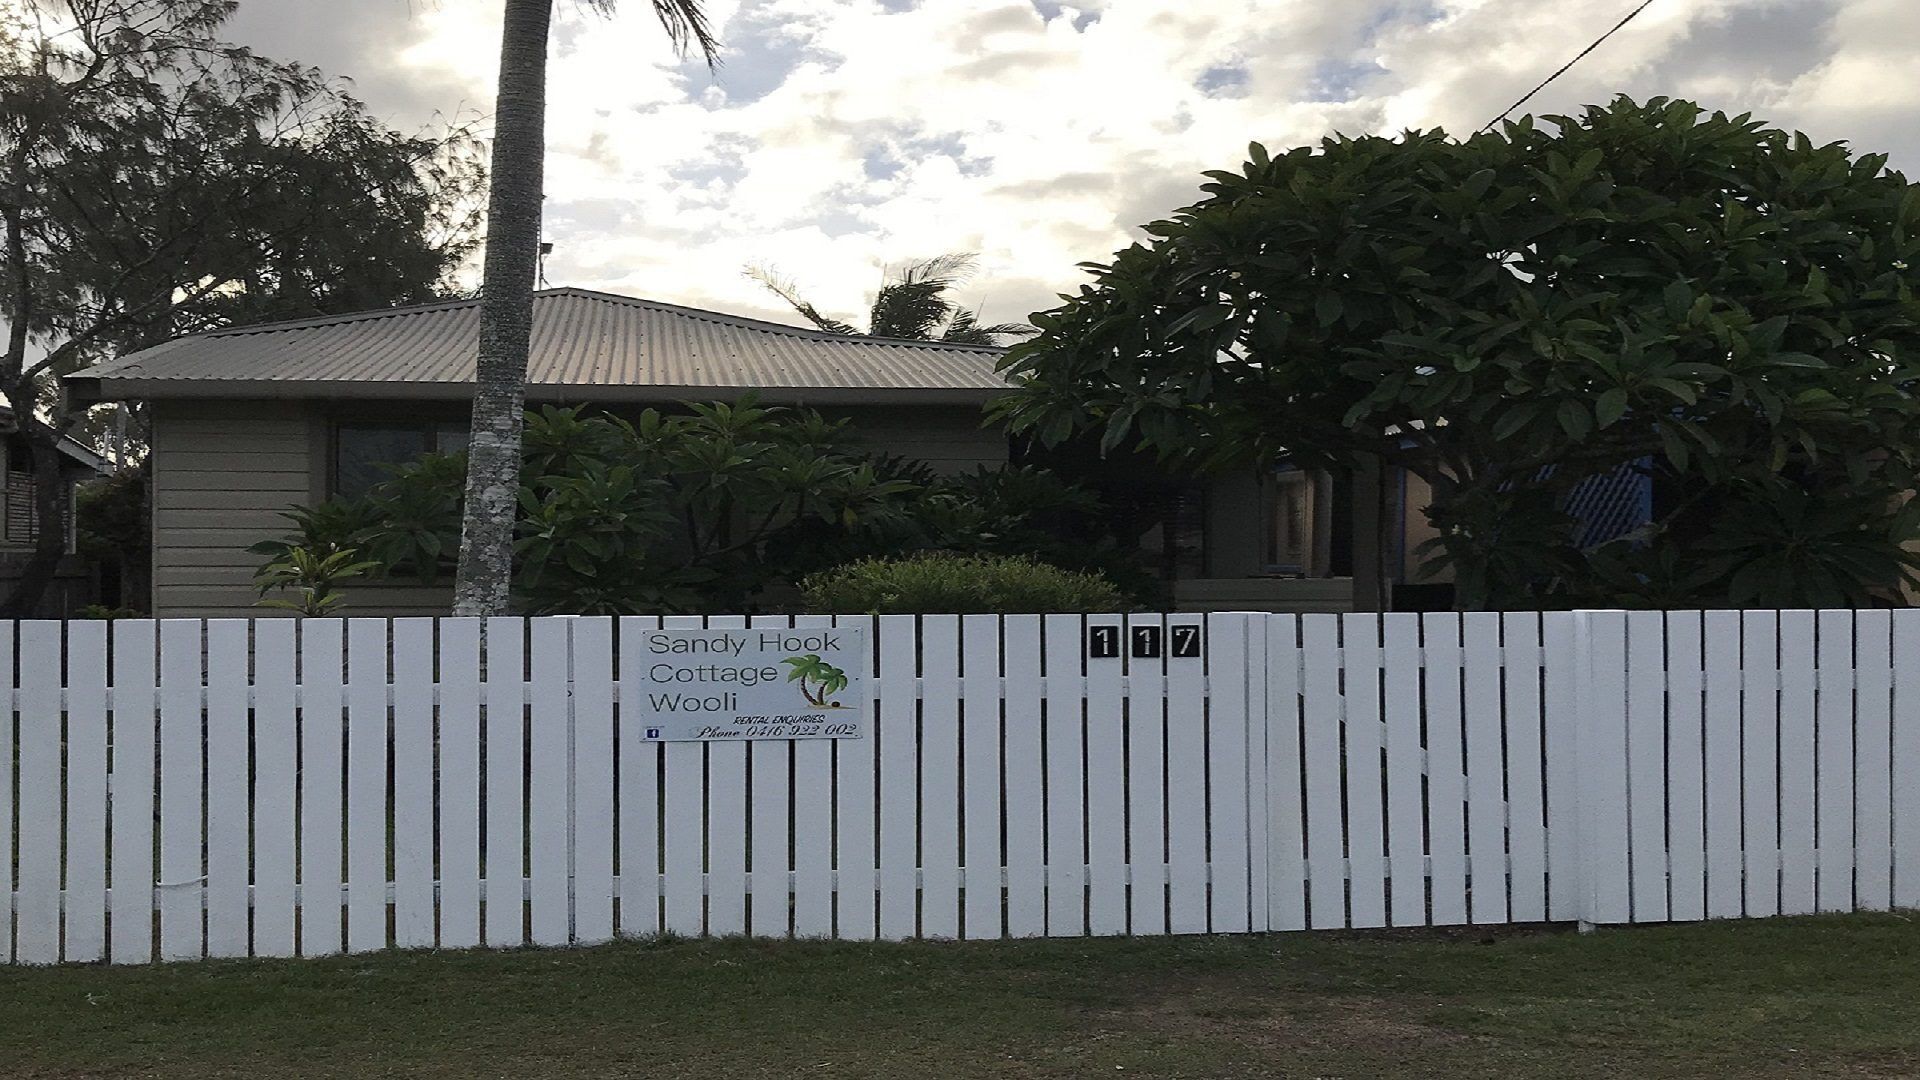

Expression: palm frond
xmin=941 ymin=306 xmax=1034 ymax=345
xmin=743 ymin=263 xmax=859 ymax=335
xmin=582 ymin=0 xmax=722 ymax=68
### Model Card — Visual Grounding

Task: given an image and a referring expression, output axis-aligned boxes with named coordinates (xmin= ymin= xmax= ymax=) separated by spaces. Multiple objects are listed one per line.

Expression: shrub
xmin=798 ymin=552 xmax=1129 ymax=614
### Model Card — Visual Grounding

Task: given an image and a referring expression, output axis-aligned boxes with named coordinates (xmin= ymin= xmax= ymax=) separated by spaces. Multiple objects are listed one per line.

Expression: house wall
xmin=149 ymin=397 xmax=1010 ymax=618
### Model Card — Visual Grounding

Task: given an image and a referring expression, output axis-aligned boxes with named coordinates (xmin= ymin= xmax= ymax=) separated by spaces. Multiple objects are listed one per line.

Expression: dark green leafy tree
xmin=746 ymin=253 xmax=1031 ymax=345
xmin=998 ymin=96 xmax=1920 ymax=609
xmin=0 ymin=0 xmax=484 ymax=616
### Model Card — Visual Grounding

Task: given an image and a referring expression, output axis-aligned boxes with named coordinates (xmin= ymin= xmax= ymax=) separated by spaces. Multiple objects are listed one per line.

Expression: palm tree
xmin=745 ymin=253 xmax=1032 ymax=346
xmin=452 ymin=0 xmax=719 ymax=617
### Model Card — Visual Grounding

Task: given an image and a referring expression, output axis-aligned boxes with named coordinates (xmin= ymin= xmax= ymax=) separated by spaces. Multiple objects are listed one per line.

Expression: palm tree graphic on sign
xmin=782 ymin=654 xmax=850 ymax=709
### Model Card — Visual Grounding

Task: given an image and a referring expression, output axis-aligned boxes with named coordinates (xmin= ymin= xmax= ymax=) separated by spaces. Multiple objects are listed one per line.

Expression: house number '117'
xmin=1085 ymin=624 xmax=1203 ymax=660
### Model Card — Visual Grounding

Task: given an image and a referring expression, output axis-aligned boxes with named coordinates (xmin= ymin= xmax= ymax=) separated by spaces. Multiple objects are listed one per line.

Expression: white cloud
xmin=222 ymin=0 xmax=1914 ymax=327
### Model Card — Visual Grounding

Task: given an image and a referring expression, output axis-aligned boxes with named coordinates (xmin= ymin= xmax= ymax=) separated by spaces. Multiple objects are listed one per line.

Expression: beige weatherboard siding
xmin=73 ymin=289 xmax=1018 ymax=618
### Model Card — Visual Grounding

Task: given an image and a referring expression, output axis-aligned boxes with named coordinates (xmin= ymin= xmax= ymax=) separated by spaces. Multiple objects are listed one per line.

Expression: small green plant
xmin=252 ymin=547 xmax=381 ymax=616
xmin=782 ymin=654 xmax=850 ymax=708
xmin=798 ymin=552 xmax=1128 ymax=614
xmin=76 ymin=604 xmax=143 ymax=620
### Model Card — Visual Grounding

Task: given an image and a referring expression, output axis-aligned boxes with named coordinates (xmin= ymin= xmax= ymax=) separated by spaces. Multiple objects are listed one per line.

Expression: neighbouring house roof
xmin=65 ymin=287 xmax=1014 ymax=405
xmin=0 ymin=405 xmax=109 ymax=474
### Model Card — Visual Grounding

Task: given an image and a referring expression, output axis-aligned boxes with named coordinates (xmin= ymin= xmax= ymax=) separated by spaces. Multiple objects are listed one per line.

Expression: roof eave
xmin=66 ymin=377 xmax=1013 ymax=407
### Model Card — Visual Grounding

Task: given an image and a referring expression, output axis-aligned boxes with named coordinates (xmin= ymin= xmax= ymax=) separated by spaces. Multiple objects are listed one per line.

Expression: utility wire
xmin=1480 ymin=0 xmax=1660 ymax=134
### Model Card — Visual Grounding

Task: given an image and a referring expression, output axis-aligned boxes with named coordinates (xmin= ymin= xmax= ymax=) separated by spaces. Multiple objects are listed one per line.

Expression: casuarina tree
xmin=998 ymin=97 xmax=1920 ymax=609
xmin=451 ymin=0 xmax=719 ymax=617
xmin=0 ymin=0 xmax=482 ymax=616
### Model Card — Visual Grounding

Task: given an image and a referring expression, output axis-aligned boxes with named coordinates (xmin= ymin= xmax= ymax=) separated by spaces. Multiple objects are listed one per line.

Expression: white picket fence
xmin=2 ymin=610 xmax=1917 ymax=965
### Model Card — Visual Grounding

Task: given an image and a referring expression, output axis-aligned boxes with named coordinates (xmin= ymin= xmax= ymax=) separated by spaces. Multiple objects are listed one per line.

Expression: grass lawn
xmin=3 ymin=914 xmax=1917 ymax=1078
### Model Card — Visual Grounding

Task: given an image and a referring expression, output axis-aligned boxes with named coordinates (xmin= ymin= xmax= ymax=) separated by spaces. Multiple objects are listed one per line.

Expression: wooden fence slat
xmin=1778 ymin=610 xmax=1817 ymax=915
xmin=1126 ymin=613 xmax=1169 ymax=936
xmin=63 ymin=620 xmax=109 ymax=963
xmin=1342 ymin=614 xmax=1388 ymax=929
xmin=962 ymin=614 xmax=1004 ymax=940
xmin=1382 ymin=614 xmax=1425 ymax=927
xmin=1701 ymin=611 xmax=1744 ymax=919
xmin=1204 ymin=613 xmax=1252 ymax=935
xmin=204 ymin=619 xmax=252 ymax=958
xmin=1165 ymin=614 xmax=1207 ymax=935
xmin=483 ymin=617 xmax=526 ymax=947
xmin=790 ymin=614 xmax=837 ymax=939
xmin=1042 ymin=614 xmax=1087 ymax=938
xmin=251 ymin=620 xmax=297 ymax=958
xmin=876 ymin=614 xmax=919 ymax=939
xmin=299 ymin=619 xmax=345 ymax=957
xmin=1463 ymin=611 xmax=1509 ymax=925
xmin=108 ymin=618 xmax=156 ymax=964
xmin=528 ymin=617 xmax=572 ymax=946
xmin=1741 ymin=611 xmax=1782 ymax=918
xmin=1301 ymin=614 xmax=1346 ymax=929
xmin=0 ymin=623 xmax=11 ymax=964
xmin=699 ymin=615 xmax=748 ymax=939
xmin=158 ymin=619 xmax=204 ymax=961
xmin=1503 ymin=613 xmax=1549 ymax=923
xmin=1625 ymin=610 xmax=1669 ymax=923
xmin=1541 ymin=613 xmax=1580 ymax=923
xmin=617 ymin=616 xmax=662 ymax=939
xmin=1084 ymin=613 xmax=1127 ymax=935
xmin=920 ymin=615 xmax=963 ymax=938
xmin=16 ymin=622 xmax=62 ymax=964
xmin=1580 ymin=612 xmax=1633 ymax=925
xmin=1266 ymin=616 xmax=1307 ymax=931
xmin=1815 ymin=609 xmax=1855 ymax=913
xmin=1241 ymin=615 xmax=1270 ymax=933
xmin=1666 ymin=611 xmax=1707 ymax=923
xmin=1894 ymin=610 xmax=1920 ymax=910
xmin=437 ymin=618 xmax=483 ymax=950
xmin=1001 ymin=615 xmax=1046 ymax=939
xmin=747 ymin=615 xmax=792 ymax=938
xmin=833 ymin=614 xmax=879 ymax=941
xmin=1854 ymin=609 xmax=1894 ymax=912
xmin=391 ymin=619 xmax=437 ymax=949
xmin=345 ymin=619 xmax=390 ymax=953
xmin=1423 ymin=614 xmax=1469 ymax=926
xmin=572 ymin=616 xmax=617 ymax=945
xmin=695 ymin=614 xmax=744 ymax=933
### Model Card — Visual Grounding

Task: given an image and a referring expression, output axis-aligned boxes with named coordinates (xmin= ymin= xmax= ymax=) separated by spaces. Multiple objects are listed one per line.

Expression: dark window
xmin=334 ymin=422 xmax=468 ymax=497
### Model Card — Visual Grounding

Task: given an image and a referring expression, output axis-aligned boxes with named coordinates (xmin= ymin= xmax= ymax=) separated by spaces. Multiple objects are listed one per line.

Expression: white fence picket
xmin=157 ymin=619 xmax=204 ymax=961
xmin=1165 ymin=614 xmax=1207 ymax=935
xmin=699 ymin=615 xmax=748 ymax=939
xmin=920 ymin=615 xmax=963 ymax=938
xmin=876 ymin=614 xmax=919 ymax=939
xmin=0 ymin=622 xmax=11 ymax=965
xmin=790 ymin=614 xmax=837 ymax=939
xmin=1815 ymin=609 xmax=1856 ymax=913
xmin=1342 ymin=614 xmax=1388 ymax=929
xmin=616 ymin=616 xmax=662 ymax=939
xmin=252 ymin=619 xmax=298 ymax=957
xmin=1125 ymin=613 xmax=1169 ymax=936
xmin=1205 ymin=613 xmax=1252 ymax=935
xmin=1300 ymin=614 xmax=1345 ymax=929
xmin=1382 ymin=614 xmax=1424 ymax=927
xmin=524 ymin=617 xmax=568 ymax=946
xmin=1463 ymin=611 xmax=1507 ymax=925
xmin=1423 ymin=614 xmax=1469 ymax=926
xmin=1580 ymin=611 xmax=1632 ymax=925
xmin=1265 ymin=615 xmax=1308 ymax=932
xmin=16 ymin=622 xmax=61 ymax=964
xmin=747 ymin=614 xmax=791 ymax=938
xmin=1083 ymin=613 xmax=1127 ymax=935
xmin=346 ymin=619 xmax=390 ymax=953
xmin=961 ymin=614 xmax=1005 ymax=940
xmin=1741 ymin=610 xmax=1782 ymax=919
xmin=1666 ymin=611 xmax=1706 ymax=923
xmin=834 ymin=613 xmax=880 ymax=941
xmin=392 ymin=619 xmax=437 ymax=950
xmin=1503 ymin=612 xmax=1548 ymax=923
xmin=1043 ymin=614 xmax=1088 ymax=938
xmin=63 ymin=620 xmax=108 ymax=963
xmin=1854 ymin=609 xmax=1894 ymax=912
xmin=1701 ymin=611 xmax=1744 ymax=920
xmin=1002 ymin=615 xmax=1046 ymax=939
xmin=205 ymin=619 xmax=251 ymax=958
xmin=1625 ymin=610 xmax=1668 ymax=923
xmin=437 ymin=618 xmax=483 ymax=950
xmin=1779 ymin=610 xmax=1818 ymax=915
xmin=572 ymin=616 xmax=617 ymax=945
xmin=1541 ymin=612 xmax=1580 ymax=922
xmin=1895 ymin=610 xmax=1920 ymax=910
xmin=299 ymin=619 xmax=345 ymax=957
xmin=108 ymin=618 xmax=156 ymax=965
xmin=483 ymin=617 xmax=526 ymax=947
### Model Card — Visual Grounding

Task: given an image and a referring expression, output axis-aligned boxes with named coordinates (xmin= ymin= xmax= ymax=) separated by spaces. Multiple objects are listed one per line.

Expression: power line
xmin=1480 ymin=0 xmax=1660 ymax=134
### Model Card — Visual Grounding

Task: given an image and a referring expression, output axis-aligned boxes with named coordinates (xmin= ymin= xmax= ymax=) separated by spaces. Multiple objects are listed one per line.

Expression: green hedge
xmin=798 ymin=552 xmax=1128 ymax=614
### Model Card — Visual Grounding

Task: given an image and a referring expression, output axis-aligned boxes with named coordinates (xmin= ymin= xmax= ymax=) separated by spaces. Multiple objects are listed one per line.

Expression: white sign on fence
xmin=635 ymin=624 xmax=867 ymax=741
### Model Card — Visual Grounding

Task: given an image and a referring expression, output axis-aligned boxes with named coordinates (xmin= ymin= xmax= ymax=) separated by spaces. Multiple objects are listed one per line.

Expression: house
xmin=0 ymin=406 xmax=110 ymax=616
xmin=71 ymin=286 xmax=1563 ymax=618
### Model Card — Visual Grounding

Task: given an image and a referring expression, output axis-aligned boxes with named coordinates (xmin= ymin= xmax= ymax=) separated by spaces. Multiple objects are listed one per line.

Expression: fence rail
xmin=3 ymin=609 xmax=1917 ymax=966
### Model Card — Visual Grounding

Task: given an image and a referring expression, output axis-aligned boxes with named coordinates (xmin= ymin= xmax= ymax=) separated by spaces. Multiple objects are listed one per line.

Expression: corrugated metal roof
xmin=68 ymin=288 xmax=1013 ymax=402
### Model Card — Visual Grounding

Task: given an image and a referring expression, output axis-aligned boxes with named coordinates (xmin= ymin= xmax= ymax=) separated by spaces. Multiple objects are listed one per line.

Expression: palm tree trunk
xmin=451 ymin=0 xmax=554 ymax=616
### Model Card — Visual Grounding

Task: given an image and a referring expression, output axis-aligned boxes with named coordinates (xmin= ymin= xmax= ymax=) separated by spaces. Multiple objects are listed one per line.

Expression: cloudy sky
xmin=219 ymin=0 xmax=1914 ymax=329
